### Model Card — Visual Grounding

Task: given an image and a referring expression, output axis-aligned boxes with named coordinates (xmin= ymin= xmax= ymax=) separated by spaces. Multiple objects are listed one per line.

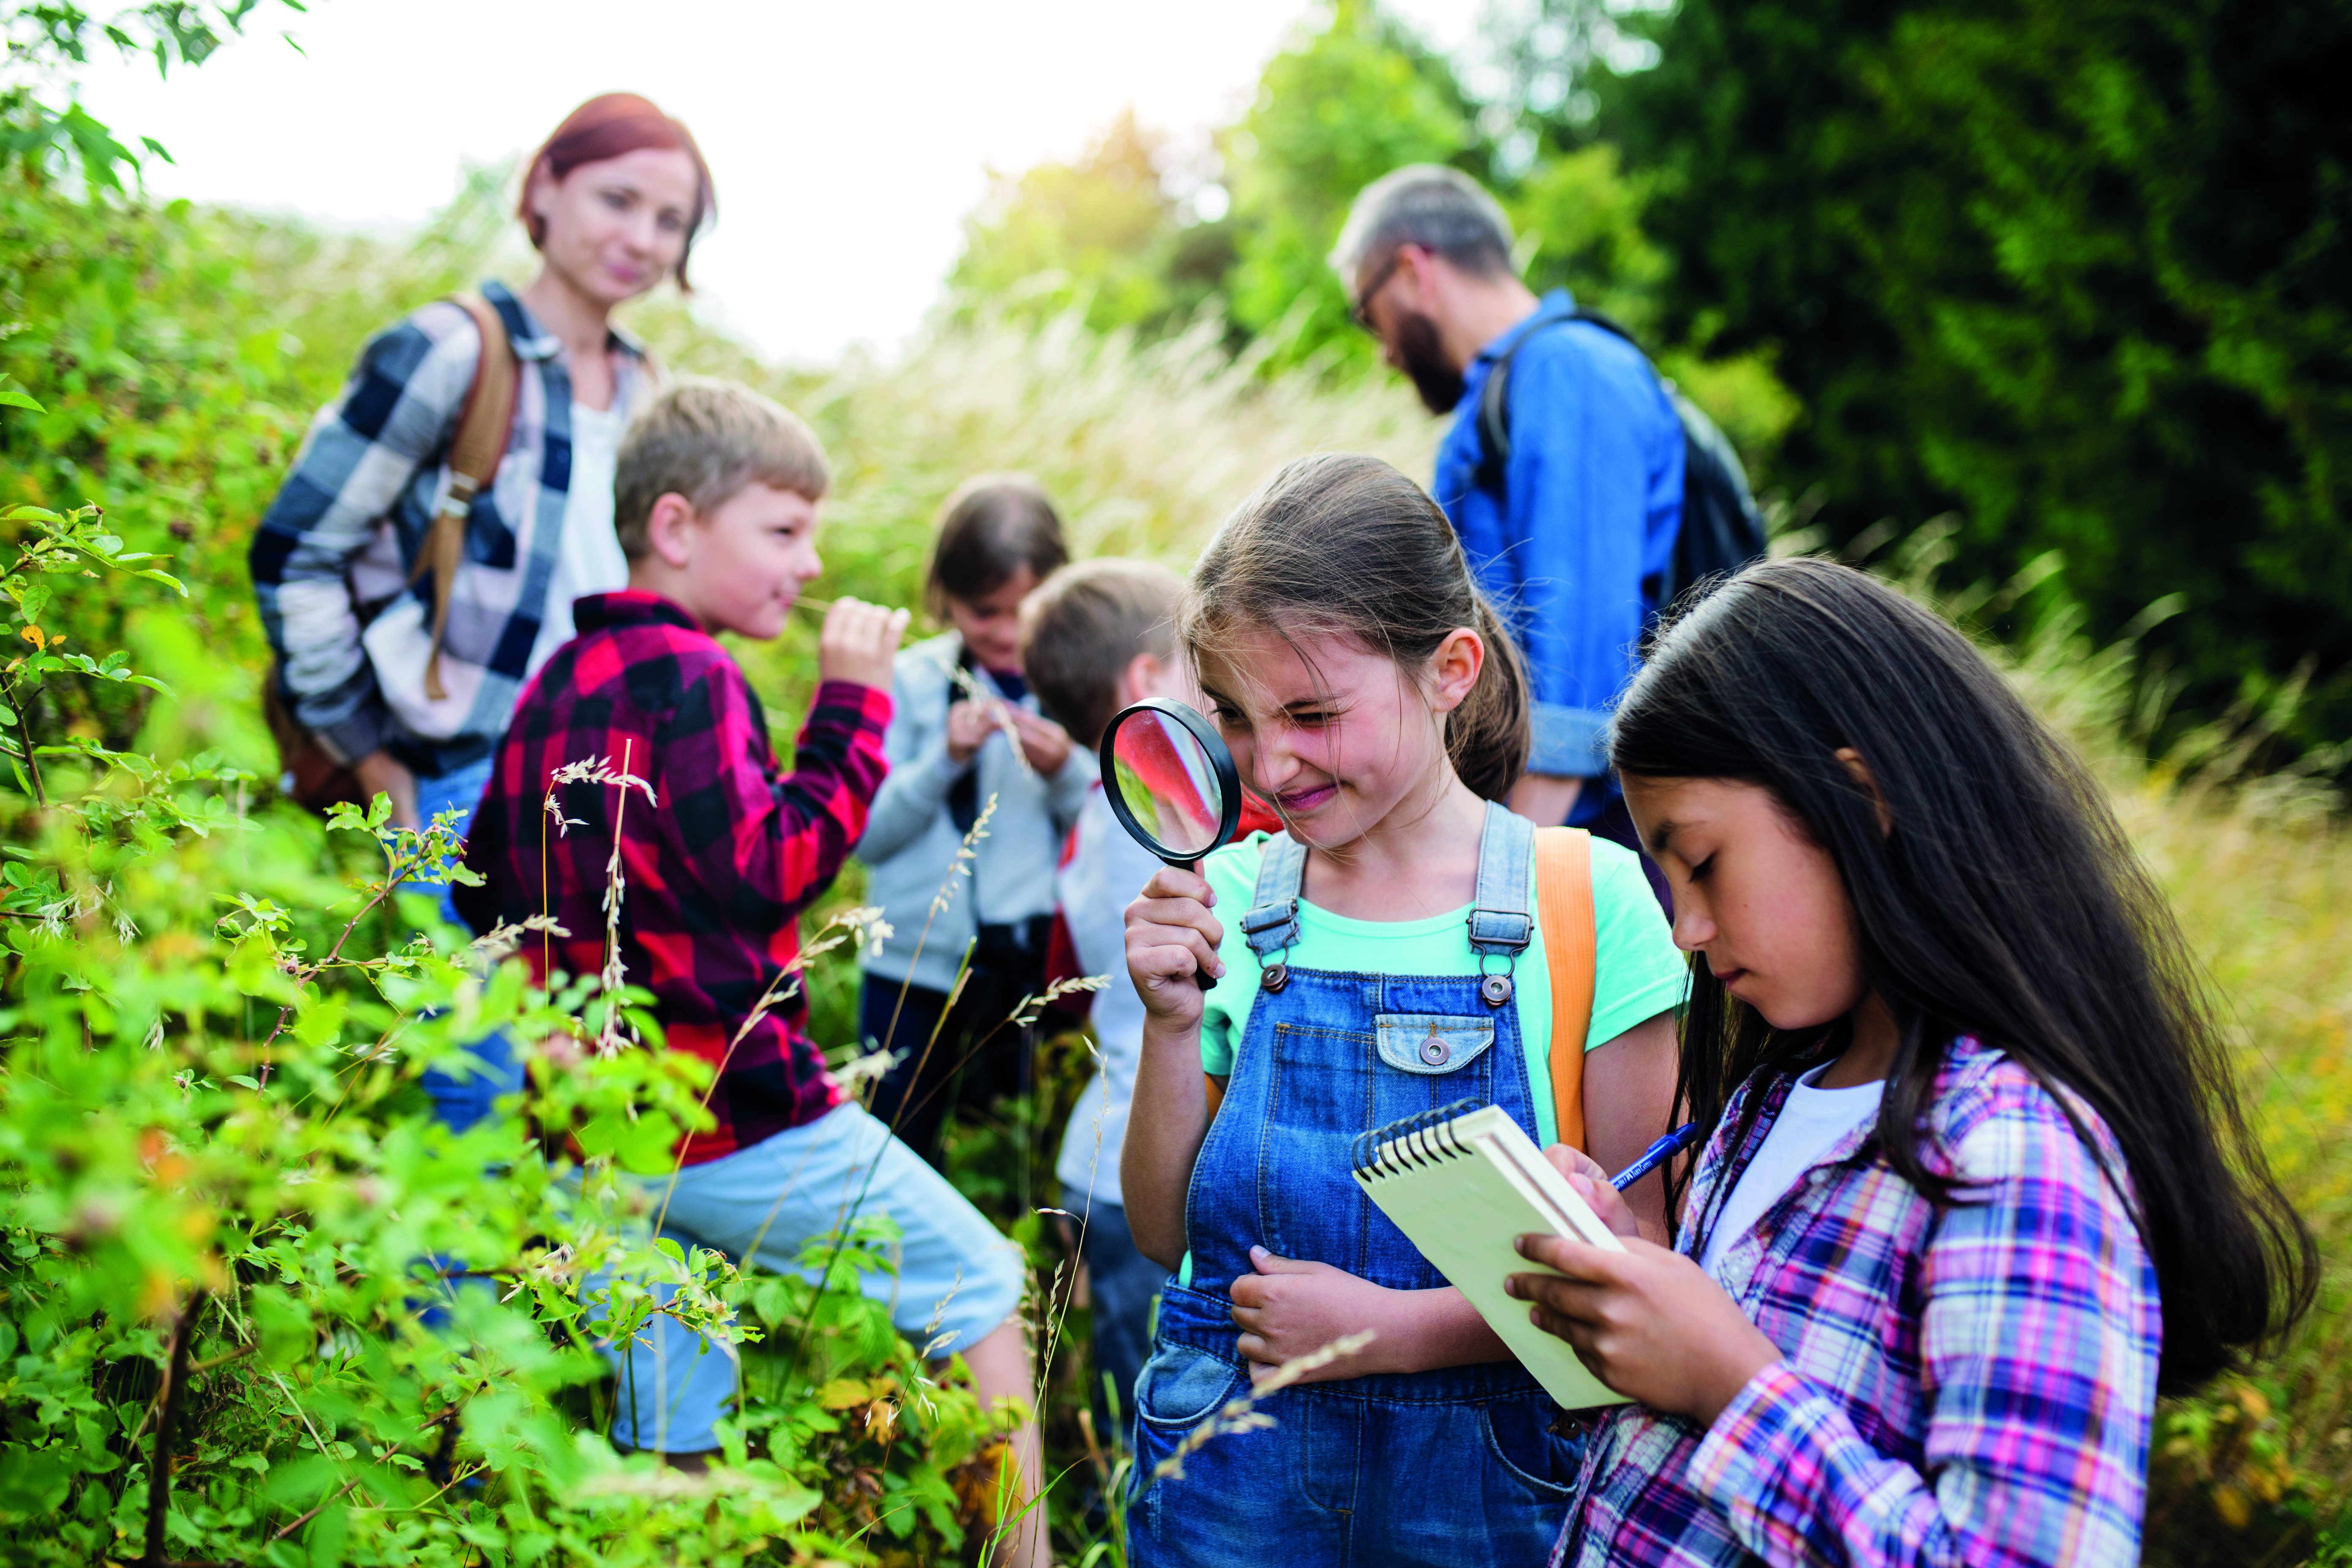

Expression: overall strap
xmin=1465 ymin=801 xmax=1535 ymax=1007
xmin=1534 ymin=826 xmax=1598 ymax=1151
xmin=1238 ymin=833 xmax=1307 ymax=991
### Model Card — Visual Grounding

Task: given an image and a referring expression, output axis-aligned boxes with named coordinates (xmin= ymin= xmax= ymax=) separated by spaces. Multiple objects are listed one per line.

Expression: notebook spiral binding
xmin=1349 ymin=1097 xmax=1487 ymax=1180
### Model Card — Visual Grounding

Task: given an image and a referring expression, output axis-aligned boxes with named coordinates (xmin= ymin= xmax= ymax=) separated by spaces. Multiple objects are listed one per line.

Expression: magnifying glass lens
xmin=1109 ymin=709 xmax=1227 ymax=860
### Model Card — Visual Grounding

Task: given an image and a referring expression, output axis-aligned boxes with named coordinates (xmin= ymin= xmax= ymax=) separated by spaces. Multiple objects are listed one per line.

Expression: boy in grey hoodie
xmin=856 ymin=475 xmax=1094 ymax=1166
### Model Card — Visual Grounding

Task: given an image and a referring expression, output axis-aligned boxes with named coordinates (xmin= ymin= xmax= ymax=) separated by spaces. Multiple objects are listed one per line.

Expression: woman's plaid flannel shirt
xmin=249 ymin=281 xmax=655 ymax=778
xmin=1554 ymin=1035 xmax=2159 ymax=1567
xmin=455 ymin=591 xmax=890 ymax=1164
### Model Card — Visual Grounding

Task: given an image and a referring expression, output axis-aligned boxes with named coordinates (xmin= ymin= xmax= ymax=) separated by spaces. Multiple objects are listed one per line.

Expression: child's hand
xmin=945 ymin=700 xmax=996 ymax=765
xmin=1005 ymin=706 xmax=1074 ymax=776
xmin=1544 ymin=1145 xmax=1643 ymax=1239
xmin=1230 ymin=1247 xmax=1393 ymax=1383
xmin=817 ymin=599 xmax=910 ymax=692
xmin=1125 ymin=864 xmax=1225 ymax=1027
xmin=1505 ymin=1232 xmax=1780 ymax=1427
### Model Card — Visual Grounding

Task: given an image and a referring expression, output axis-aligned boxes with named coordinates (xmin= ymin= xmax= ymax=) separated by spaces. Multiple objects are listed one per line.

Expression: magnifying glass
xmin=1098 ymin=698 xmax=1244 ymax=988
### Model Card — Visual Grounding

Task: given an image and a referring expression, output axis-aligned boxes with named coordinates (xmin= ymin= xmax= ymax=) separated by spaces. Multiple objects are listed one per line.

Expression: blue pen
xmin=1611 ymin=1122 xmax=1702 ymax=1191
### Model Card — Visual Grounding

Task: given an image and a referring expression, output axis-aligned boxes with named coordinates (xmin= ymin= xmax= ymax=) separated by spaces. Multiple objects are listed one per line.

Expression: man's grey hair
xmin=1329 ymin=164 xmax=1517 ymax=286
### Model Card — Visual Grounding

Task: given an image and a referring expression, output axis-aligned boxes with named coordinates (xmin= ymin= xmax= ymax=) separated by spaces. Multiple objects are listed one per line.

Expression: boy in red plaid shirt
xmin=459 ymin=383 xmax=1047 ymax=1563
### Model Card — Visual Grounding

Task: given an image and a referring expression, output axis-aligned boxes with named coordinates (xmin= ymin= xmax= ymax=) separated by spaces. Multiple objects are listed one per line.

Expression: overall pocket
xmin=1480 ymin=1394 xmax=1586 ymax=1500
xmin=1374 ymin=1013 xmax=1497 ymax=1075
xmin=1133 ymin=1339 xmax=1247 ymax=1430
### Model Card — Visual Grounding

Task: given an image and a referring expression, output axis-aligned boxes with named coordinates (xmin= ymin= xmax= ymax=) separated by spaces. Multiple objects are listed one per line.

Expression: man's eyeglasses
xmin=1350 ymin=253 xmax=1402 ymax=334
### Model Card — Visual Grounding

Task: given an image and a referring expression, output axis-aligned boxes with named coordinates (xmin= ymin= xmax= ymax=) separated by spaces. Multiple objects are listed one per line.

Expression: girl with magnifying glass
xmin=1115 ymin=455 xmax=1688 ymax=1567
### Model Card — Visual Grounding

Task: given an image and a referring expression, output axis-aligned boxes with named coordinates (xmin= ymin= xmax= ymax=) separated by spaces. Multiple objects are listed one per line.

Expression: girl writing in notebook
xmin=1118 ymin=455 xmax=1688 ymax=1566
xmin=1507 ymin=558 xmax=2315 ymax=1565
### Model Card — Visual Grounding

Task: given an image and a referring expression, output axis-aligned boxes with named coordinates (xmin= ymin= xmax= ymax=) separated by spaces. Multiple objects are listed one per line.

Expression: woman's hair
xmin=1180 ymin=453 xmax=1530 ymax=802
xmin=926 ymin=474 xmax=1070 ymax=617
xmin=1613 ymin=556 xmax=2314 ymax=1394
xmin=520 ymin=93 xmax=716 ymax=289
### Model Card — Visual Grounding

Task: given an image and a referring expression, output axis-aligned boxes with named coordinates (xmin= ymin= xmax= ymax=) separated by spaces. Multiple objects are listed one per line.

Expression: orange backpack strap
xmin=1534 ymin=825 xmax=1598 ymax=1151
xmin=408 ymin=292 xmax=518 ymax=700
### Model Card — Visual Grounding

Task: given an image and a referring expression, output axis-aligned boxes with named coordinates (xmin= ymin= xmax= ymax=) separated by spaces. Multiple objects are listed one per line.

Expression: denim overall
xmin=1127 ymin=804 xmax=1584 ymax=1567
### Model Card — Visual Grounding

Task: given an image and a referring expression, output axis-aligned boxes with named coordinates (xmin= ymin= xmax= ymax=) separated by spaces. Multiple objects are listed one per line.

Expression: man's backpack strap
xmin=1533 ymin=825 xmax=1597 ymax=1152
xmin=1472 ymin=306 xmax=1633 ymax=492
xmin=406 ymin=292 xmax=519 ymax=700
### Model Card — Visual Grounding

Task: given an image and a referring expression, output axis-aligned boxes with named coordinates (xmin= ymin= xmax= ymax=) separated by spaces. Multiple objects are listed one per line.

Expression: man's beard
xmin=1393 ymin=310 xmax=1466 ymax=414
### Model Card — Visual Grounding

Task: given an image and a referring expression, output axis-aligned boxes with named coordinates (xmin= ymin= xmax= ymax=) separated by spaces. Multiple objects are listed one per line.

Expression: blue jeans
xmin=412 ymin=756 xmax=522 ymax=1130
xmin=1126 ymin=808 xmax=1582 ymax=1566
xmin=602 ymin=1102 xmax=1026 ymax=1455
xmin=414 ymin=754 xmax=495 ymax=933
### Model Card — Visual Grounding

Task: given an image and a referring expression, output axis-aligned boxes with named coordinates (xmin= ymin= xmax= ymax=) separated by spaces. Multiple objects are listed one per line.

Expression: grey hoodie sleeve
xmin=855 ymin=651 xmax=969 ymax=864
xmin=1041 ymin=737 xmax=1100 ymax=837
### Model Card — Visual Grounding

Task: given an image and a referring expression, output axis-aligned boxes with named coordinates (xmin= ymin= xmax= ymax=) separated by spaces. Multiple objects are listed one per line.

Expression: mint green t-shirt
xmin=1199 ymin=830 xmax=1688 ymax=1146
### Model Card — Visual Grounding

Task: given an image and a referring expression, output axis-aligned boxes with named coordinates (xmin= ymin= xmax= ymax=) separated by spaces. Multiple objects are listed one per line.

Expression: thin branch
xmin=142 ymin=1289 xmax=207 ymax=1567
xmin=267 ymin=1474 xmax=361 ymax=1542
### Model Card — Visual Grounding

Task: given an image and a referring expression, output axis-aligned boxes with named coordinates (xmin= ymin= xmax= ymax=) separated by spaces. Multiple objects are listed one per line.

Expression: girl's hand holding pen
xmin=1510 ymin=1145 xmax=1780 ymax=1426
xmin=1124 ymin=865 xmax=1226 ymax=1029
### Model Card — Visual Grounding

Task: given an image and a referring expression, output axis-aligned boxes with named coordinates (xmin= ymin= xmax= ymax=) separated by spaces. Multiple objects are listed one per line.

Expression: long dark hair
xmin=1614 ymin=557 xmax=2313 ymax=1393
xmin=1181 ymin=453 xmax=1530 ymax=802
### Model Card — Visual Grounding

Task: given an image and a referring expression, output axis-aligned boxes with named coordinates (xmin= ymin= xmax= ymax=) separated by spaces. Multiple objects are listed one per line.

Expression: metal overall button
xmin=1479 ymin=972 xmax=1514 ymax=1007
xmin=1419 ymin=1026 xmax=1451 ymax=1067
xmin=1261 ymin=961 xmax=1290 ymax=994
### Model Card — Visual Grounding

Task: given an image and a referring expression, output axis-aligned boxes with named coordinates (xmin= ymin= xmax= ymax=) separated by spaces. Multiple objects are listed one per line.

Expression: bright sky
xmin=72 ymin=0 xmax=1481 ymax=365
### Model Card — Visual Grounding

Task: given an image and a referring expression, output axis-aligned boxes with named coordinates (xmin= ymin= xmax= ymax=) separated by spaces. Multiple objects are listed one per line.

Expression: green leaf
xmin=0 ymin=391 xmax=44 ymax=413
xmin=305 ymin=1501 xmax=348 ymax=1568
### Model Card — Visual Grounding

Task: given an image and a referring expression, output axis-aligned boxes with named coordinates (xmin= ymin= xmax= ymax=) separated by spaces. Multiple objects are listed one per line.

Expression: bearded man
xmin=1332 ymin=166 xmax=1684 ymax=839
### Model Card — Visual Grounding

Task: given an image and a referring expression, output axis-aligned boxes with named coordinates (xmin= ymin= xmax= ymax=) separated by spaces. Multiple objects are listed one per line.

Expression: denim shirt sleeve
xmin=1504 ymin=336 xmax=1673 ymax=778
xmin=1436 ymin=307 xmax=1684 ymax=780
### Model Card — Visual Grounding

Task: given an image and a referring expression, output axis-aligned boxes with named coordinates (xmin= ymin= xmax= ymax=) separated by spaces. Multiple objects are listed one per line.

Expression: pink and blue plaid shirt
xmin=1554 ymin=1034 xmax=2159 ymax=1567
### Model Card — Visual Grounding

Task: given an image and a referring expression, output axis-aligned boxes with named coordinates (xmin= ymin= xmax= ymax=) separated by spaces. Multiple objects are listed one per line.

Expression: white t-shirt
xmin=527 ymin=400 xmax=631 ymax=676
xmin=1697 ymin=1061 xmax=1885 ymax=1280
xmin=1052 ymin=785 xmax=1166 ymax=1208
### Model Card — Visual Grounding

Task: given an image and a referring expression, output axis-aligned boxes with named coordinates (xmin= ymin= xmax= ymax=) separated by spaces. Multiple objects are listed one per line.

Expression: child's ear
xmin=1834 ymin=746 xmax=1895 ymax=838
xmin=645 ymin=493 xmax=699 ymax=569
xmin=1116 ymin=652 xmax=1162 ymax=708
xmin=1425 ymin=627 xmax=1485 ymax=713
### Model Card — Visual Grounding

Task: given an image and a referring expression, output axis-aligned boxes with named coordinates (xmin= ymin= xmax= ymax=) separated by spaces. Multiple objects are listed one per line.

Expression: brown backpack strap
xmin=1534 ymin=825 xmax=1598 ymax=1151
xmin=407 ymin=292 xmax=517 ymax=700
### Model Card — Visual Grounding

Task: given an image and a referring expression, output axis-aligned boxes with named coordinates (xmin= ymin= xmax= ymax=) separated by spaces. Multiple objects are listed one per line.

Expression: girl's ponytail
xmin=1449 ymin=597 xmax=1531 ymax=802
xmin=1181 ymin=453 xmax=1531 ymax=803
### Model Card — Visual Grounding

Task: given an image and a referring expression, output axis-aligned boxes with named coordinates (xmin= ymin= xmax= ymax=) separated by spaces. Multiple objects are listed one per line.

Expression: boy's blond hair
xmin=1019 ymin=558 xmax=1183 ymax=748
xmin=614 ymin=378 xmax=830 ymax=558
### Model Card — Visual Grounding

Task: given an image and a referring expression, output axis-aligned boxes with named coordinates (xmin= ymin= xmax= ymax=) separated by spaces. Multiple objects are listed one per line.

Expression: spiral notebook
xmin=1350 ymin=1100 xmax=1631 ymax=1411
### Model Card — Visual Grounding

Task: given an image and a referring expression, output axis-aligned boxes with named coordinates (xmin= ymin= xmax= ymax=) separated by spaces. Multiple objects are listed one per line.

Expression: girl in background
xmin=858 ymin=475 xmax=1094 ymax=1167
xmin=1118 ymin=454 xmax=1687 ymax=1566
xmin=1510 ymin=558 xmax=2315 ymax=1565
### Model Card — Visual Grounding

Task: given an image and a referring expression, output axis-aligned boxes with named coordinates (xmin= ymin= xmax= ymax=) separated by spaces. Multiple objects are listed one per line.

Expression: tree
xmin=1607 ymin=0 xmax=2352 ymax=752
xmin=946 ymin=109 xmax=1233 ymax=338
xmin=1220 ymin=0 xmax=1485 ymax=370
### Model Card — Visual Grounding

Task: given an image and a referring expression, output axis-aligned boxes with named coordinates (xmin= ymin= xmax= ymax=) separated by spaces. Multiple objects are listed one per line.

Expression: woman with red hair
xmin=251 ymin=93 xmax=713 ymax=837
